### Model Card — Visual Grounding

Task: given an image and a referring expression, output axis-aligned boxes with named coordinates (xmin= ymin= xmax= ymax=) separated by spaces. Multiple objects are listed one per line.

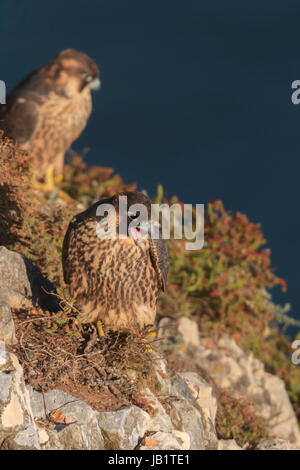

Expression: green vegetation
xmin=215 ymin=391 xmax=269 ymax=447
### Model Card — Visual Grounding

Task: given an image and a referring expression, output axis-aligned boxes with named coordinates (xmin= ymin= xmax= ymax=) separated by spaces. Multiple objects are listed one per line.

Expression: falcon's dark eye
xmin=82 ymin=72 xmax=93 ymax=83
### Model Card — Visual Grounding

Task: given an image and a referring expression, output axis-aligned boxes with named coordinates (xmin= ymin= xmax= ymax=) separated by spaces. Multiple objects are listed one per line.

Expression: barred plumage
xmin=62 ymin=192 xmax=169 ymax=330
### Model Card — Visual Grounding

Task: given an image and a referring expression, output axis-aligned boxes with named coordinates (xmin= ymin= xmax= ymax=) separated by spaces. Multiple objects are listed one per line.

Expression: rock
xmin=149 ymin=352 xmax=207 ymax=450
xmin=0 ymin=246 xmax=59 ymax=313
xmin=139 ymin=431 xmax=183 ymax=450
xmin=157 ymin=317 xmax=178 ymax=349
xmin=170 ymin=373 xmax=195 ymax=401
xmin=97 ymin=406 xmax=150 ymax=450
xmin=168 ymin=396 xmax=205 ymax=450
xmin=27 ymin=388 xmax=104 ymax=450
xmin=169 ymin=372 xmax=217 ymax=449
xmin=217 ymin=439 xmax=242 ymax=450
xmin=28 ymin=388 xmax=75 ymax=420
xmin=13 ymin=425 xmax=40 ymax=450
xmin=0 ymin=342 xmax=40 ymax=449
xmin=171 ymin=430 xmax=191 ymax=450
xmin=157 ymin=316 xmax=200 ymax=349
xmin=37 ymin=427 xmax=49 ymax=446
xmin=254 ymin=438 xmax=300 ymax=450
xmin=141 ymin=388 xmax=173 ymax=433
xmin=177 ymin=317 xmax=200 ymax=347
xmin=179 ymin=372 xmax=218 ymax=449
xmin=179 ymin=372 xmax=217 ymax=423
xmin=51 ymin=423 xmax=102 ymax=450
xmin=40 ymin=429 xmax=63 ymax=450
xmin=196 ymin=334 xmax=300 ymax=443
xmin=218 ymin=335 xmax=245 ymax=357
xmin=0 ymin=279 xmax=16 ymax=344
xmin=152 ymin=351 xmax=172 ymax=396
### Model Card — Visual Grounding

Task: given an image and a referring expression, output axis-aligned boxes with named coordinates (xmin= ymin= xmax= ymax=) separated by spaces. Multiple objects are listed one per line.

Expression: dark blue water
xmin=1 ymin=1 xmax=300 ymax=326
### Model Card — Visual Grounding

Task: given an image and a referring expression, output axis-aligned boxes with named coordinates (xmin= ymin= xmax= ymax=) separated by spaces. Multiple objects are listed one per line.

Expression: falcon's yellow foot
xmin=32 ymin=165 xmax=55 ymax=193
xmin=32 ymin=165 xmax=74 ymax=204
xmin=96 ymin=320 xmax=105 ymax=337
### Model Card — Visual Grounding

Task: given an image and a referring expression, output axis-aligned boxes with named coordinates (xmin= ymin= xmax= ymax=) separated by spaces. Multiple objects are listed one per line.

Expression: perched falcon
xmin=0 ymin=49 xmax=100 ymax=179
xmin=62 ymin=191 xmax=169 ymax=331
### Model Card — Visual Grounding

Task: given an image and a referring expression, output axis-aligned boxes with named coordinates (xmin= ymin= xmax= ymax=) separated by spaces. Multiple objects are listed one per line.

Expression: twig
xmin=19 ymin=316 xmax=54 ymax=325
xmin=41 ymin=286 xmax=83 ymax=317
xmin=41 ymin=387 xmax=50 ymax=420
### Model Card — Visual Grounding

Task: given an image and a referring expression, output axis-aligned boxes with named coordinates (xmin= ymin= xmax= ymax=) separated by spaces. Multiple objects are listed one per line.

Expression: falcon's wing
xmin=62 ymin=217 xmax=78 ymax=285
xmin=149 ymin=238 xmax=169 ymax=291
xmin=0 ymin=95 xmax=38 ymax=144
xmin=62 ymin=196 xmax=115 ymax=285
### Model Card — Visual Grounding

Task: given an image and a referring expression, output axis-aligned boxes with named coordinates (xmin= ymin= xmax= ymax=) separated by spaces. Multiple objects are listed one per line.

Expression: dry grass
xmin=10 ymin=307 xmax=159 ymax=413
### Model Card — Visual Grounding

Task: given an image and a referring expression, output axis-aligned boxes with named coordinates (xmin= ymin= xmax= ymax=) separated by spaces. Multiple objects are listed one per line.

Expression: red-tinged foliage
xmin=61 ymin=152 xmax=137 ymax=202
xmin=0 ymin=131 xmax=32 ymax=246
xmin=160 ymin=199 xmax=285 ymax=348
xmin=215 ymin=391 xmax=269 ymax=447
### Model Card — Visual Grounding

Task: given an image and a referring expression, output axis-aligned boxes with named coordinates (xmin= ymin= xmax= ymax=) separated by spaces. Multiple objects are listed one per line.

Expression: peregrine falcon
xmin=62 ymin=192 xmax=169 ymax=331
xmin=0 ymin=49 xmax=100 ymax=180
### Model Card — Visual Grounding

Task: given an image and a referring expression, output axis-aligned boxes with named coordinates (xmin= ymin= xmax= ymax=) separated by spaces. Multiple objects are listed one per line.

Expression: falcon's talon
xmin=32 ymin=164 xmax=74 ymax=204
xmin=54 ymin=174 xmax=63 ymax=185
xmin=96 ymin=321 xmax=105 ymax=337
xmin=45 ymin=165 xmax=55 ymax=192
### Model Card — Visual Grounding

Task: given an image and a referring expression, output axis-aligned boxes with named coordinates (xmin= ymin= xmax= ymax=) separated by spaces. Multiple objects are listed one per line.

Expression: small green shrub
xmin=216 ymin=391 xmax=269 ymax=447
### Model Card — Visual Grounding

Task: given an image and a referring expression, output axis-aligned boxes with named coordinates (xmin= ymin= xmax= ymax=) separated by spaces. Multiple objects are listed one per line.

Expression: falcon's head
xmin=95 ymin=191 xmax=159 ymax=242
xmin=42 ymin=49 xmax=100 ymax=97
xmin=115 ymin=191 xmax=155 ymax=241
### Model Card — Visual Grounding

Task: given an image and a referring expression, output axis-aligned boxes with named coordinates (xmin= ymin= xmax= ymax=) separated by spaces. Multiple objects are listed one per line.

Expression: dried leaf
xmin=144 ymin=437 xmax=158 ymax=447
xmin=50 ymin=410 xmax=64 ymax=424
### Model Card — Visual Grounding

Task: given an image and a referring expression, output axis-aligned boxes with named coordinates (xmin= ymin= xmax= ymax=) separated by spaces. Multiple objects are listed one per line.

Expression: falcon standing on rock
xmin=62 ymin=191 xmax=169 ymax=333
xmin=0 ymin=49 xmax=100 ymax=180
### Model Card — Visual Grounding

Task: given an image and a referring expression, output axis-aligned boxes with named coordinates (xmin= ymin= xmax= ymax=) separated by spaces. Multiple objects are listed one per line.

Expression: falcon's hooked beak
xmin=82 ymin=73 xmax=101 ymax=91
xmin=130 ymin=220 xmax=161 ymax=243
xmin=89 ymin=77 xmax=101 ymax=91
